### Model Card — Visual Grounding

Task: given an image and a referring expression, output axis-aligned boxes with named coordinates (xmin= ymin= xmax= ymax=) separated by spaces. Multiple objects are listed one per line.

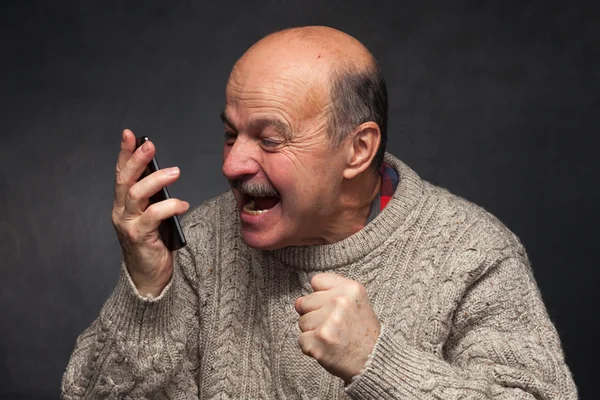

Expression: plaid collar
xmin=366 ymin=162 xmax=400 ymax=224
xmin=379 ymin=162 xmax=399 ymax=211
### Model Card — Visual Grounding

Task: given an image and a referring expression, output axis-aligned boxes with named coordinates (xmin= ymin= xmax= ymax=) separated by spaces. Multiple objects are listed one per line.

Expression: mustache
xmin=231 ymin=179 xmax=280 ymax=198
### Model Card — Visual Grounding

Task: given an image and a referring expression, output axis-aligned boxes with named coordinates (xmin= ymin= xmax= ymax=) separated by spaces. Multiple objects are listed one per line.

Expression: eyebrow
xmin=220 ymin=110 xmax=293 ymax=140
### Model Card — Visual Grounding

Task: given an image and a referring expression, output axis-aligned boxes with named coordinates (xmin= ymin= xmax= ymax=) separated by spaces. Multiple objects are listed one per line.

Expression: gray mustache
xmin=231 ymin=179 xmax=280 ymax=198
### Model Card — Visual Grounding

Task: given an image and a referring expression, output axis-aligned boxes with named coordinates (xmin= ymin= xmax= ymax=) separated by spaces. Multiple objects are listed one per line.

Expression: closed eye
xmin=261 ymin=138 xmax=280 ymax=147
xmin=224 ymin=131 xmax=237 ymax=145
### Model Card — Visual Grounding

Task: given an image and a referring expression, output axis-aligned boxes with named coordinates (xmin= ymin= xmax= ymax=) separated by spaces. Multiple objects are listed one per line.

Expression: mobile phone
xmin=135 ymin=136 xmax=187 ymax=251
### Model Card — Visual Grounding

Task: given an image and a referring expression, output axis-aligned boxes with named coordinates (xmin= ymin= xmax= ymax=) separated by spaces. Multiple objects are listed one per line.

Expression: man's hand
xmin=295 ymin=273 xmax=381 ymax=383
xmin=112 ymin=129 xmax=189 ymax=297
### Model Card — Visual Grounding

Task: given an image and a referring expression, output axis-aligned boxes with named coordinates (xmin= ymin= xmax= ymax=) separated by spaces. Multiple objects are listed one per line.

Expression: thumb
xmin=310 ymin=272 xmax=348 ymax=292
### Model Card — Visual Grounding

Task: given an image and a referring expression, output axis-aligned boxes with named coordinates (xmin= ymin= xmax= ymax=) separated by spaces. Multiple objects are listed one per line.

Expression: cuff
xmin=345 ymin=324 xmax=453 ymax=399
xmin=98 ymin=262 xmax=178 ymax=343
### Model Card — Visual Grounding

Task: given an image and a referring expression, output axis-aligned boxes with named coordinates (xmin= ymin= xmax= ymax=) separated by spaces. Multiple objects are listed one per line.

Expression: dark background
xmin=1 ymin=1 xmax=598 ymax=398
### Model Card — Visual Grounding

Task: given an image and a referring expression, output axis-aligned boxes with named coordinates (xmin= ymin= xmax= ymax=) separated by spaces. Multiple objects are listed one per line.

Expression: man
xmin=62 ymin=26 xmax=577 ymax=399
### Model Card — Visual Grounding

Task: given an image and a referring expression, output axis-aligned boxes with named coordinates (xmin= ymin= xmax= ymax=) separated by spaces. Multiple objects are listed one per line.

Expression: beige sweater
xmin=62 ymin=153 xmax=577 ymax=399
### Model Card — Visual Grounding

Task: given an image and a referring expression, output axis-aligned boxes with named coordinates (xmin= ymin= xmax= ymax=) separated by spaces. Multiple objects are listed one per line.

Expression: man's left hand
xmin=295 ymin=273 xmax=381 ymax=383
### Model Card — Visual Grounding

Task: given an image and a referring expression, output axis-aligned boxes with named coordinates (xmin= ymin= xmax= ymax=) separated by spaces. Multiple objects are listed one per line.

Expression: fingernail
xmin=166 ymin=167 xmax=179 ymax=176
xmin=141 ymin=142 xmax=150 ymax=153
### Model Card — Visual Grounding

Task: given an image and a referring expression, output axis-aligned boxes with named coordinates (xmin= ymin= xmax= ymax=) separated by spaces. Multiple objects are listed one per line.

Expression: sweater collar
xmin=268 ymin=153 xmax=425 ymax=271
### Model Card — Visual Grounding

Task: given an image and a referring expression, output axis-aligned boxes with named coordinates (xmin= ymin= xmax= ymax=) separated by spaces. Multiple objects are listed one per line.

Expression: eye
xmin=224 ymin=131 xmax=237 ymax=145
xmin=260 ymin=138 xmax=284 ymax=151
xmin=261 ymin=138 xmax=280 ymax=148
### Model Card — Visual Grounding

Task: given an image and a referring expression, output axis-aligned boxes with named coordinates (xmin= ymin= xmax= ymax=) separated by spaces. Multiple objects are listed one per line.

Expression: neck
xmin=320 ymin=169 xmax=381 ymax=244
xmin=272 ymin=154 xmax=425 ymax=270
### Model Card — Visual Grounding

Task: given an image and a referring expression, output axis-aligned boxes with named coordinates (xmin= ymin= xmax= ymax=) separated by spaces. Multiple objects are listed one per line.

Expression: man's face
xmin=221 ymin=59 xmax=348 ymax=250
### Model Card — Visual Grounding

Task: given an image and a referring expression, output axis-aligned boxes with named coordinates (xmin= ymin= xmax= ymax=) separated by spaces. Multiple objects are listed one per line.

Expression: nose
xmin=222 ymin=136 xmax=260 ymax=181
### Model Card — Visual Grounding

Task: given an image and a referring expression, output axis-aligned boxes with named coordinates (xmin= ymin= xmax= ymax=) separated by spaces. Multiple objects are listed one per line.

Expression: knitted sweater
xmin=62 ymin=153 xmax=577 ymax=399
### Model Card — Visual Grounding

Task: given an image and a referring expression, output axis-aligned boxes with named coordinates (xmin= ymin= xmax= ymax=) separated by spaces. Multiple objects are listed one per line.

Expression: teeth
xmin=243 ymin=199 xmax=271 ymax=215
xmin=245 ymin=209 xmax=269 ymax=216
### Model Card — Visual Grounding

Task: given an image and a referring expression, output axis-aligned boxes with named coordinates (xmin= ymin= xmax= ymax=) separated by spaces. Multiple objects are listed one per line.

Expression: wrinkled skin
xmin=221 ymin=42 xmax=349 ymax=250
xmin=112 ymin=26 xmax=385 ymax=381
xmin=295 ymin=273 xmax=381 ymax=383
xmin=221 ymin=26 xmax=384 ymax=382
xmin=112 ymin=129 xmax=189 ymax=297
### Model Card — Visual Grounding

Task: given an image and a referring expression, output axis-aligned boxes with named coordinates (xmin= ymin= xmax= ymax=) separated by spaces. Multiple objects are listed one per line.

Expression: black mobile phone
xmin=135 ymin=136 xmax=187 ymax=251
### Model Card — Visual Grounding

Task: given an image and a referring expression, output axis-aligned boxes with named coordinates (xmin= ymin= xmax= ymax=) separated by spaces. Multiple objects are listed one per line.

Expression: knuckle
xmin=344 ymin=281 xmax=366 ymax=298
xmin=298 ymin=334 xmax=325 ymax=361
xmin=133 ymin=147 xmax=149 ymax=162
xmin=146 ymin=203 xmax=166 ymax=221
xmin=145 ymin=205 xmax=158 ymax=220
xmin=297 ymin=315 xmax=306 ymax=331
xmin=115 ymin=173 xmax=127 ymax=188
xmin=298 ymin=295 xmax=310 ymax=313
xmin=332 ymin=295 xmax=350 ymax=309
xmin=315 ymin=325 xmax=336 ymax=346
xmin=329 ymin=311 xmax=343 ymax=326
xmin=127 ymin=186 xmax=142 ymax=202
xmin=310 ymin=274 xmax=322 ymax=287
xmin=311 ymin=347 xmax=324 ymax=361
xmin=298 ymin=336 xmax=310 ymax=355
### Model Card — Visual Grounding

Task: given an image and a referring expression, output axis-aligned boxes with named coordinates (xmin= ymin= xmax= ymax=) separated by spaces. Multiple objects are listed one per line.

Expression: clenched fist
xmin=295 ymin=273 xmax=381 ymax=383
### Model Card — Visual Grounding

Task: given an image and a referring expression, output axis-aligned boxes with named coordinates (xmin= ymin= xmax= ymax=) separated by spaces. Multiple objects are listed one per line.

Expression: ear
xmin=342 ymin=122 xmax=381 ymax=180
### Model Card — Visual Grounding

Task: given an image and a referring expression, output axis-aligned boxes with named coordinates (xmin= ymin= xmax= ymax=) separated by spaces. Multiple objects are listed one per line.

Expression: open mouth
xmin=242 ymin=194 xmax=281 ymax=215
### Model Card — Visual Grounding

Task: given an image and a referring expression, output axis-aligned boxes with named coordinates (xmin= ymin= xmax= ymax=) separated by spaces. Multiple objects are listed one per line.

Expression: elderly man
xmin=62 ymin=26 xmax=577 ymax=399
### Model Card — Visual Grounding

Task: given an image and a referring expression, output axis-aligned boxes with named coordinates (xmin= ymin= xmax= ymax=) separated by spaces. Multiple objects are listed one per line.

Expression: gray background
xmin=1 ymin=1 xmax=598 ymax=398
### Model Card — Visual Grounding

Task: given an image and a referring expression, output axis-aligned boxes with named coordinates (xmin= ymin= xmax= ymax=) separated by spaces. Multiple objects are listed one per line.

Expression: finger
xmin=298 ymin=331 xmax=320 ymax=359
xmin=114 ymin=137 xmax=156 ymax=209
xmin=138 ymin=198 xmax=190 ymax=232
xmin=116 ymin=129 xmax=137 ymax=172
xmin=295 ymin=290 xmax=336 ymax=315
xmin=123 ymin=167 xmax=181 ymax=216
xmin=114 ymin=129 xmax=137 ymax=208
xmin=298 ymin=308 xmax=327 ymax=332
xmin=310 ymin=272 xmax=349 ymax=292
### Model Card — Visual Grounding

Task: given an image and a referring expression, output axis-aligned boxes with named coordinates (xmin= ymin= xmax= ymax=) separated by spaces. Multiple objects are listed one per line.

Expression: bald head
xmin=226 ymin=26 xmax=388 ymax=168
xmin=244 ymin=26 xmax=376 ymax=71
xmin=222 ymin=27 xmax=389 ymax=248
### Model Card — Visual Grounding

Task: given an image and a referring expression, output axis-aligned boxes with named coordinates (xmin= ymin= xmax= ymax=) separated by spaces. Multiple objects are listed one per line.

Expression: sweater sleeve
xmin=345 ymin=256 xmax=578 ymax=400
xmin=61 ymin=245 xmax=201 ymax=399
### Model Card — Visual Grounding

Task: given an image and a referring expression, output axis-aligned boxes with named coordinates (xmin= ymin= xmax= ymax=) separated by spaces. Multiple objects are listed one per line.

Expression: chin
xmin=240 ymin=229 xmax=287 ymax=251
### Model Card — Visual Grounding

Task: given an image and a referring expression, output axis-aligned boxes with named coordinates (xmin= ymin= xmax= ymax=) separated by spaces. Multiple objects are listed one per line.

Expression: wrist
xmin=129 ymin=269 xmax=172 ymax=298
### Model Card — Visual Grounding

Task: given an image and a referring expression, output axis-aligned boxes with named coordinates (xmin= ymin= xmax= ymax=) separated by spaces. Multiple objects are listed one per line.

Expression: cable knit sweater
xmin=62 ymin=153 xmax=577 ymax=399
